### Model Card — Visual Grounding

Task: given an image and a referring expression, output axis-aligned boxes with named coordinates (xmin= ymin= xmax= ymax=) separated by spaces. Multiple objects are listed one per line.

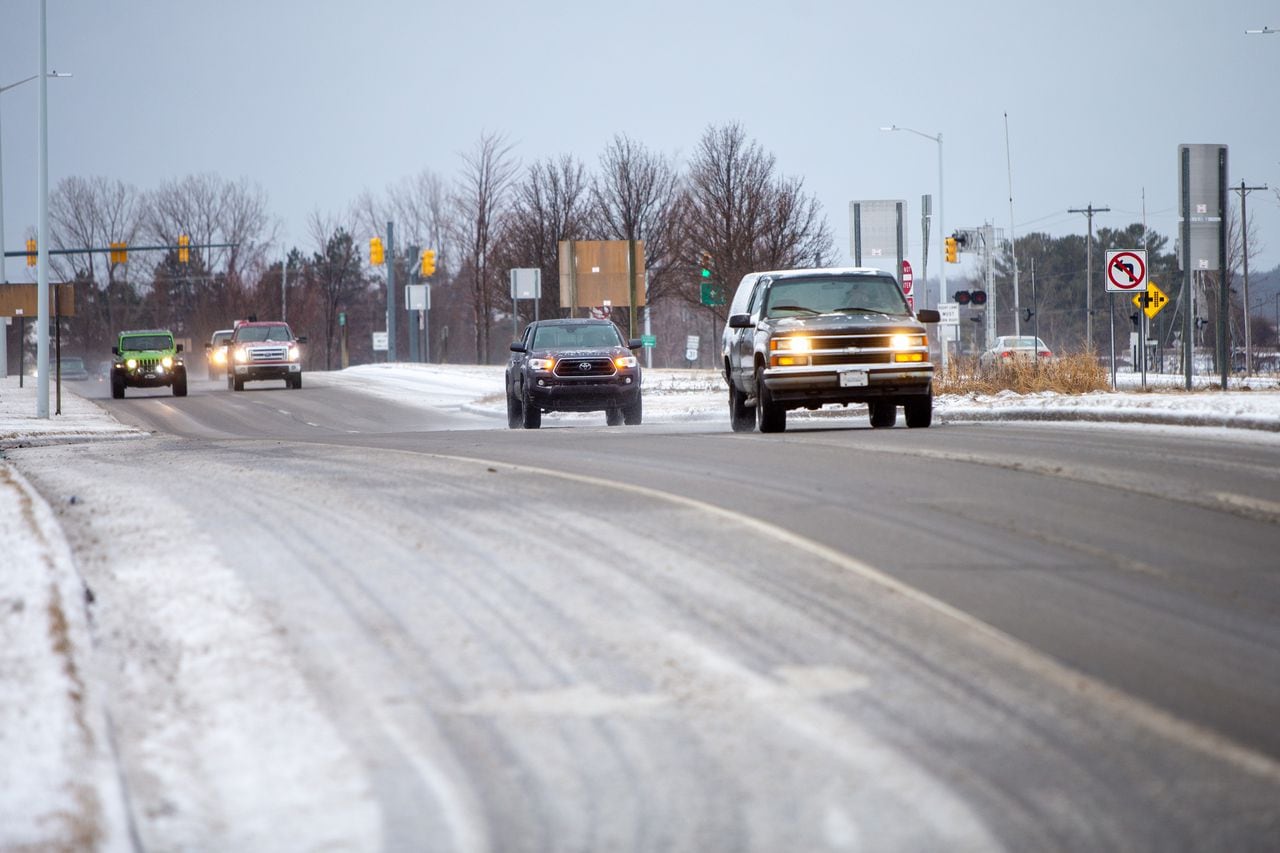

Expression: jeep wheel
xmin=755 ymin=367 xmax=785 ymax=433
xmin=622 ymin=395 xmax=642 ymax=426
xmin=521 ymin=390 xmax=542 ymax=429
xmin=869 ymin=401 xmax=896 ymax=428
xmin=904 ymin=394 xmax=933 ymax=428
xmin=729 ymin=382 xmax=754 ymax=432
xmin=111 ymin=372 xmax=125 ymax=399
xmin=173 ymin=369 xmax=188 ymax=397
xmin=606 ymin=406 xmax=624 ymax=426
xmin=506 ymin=388 xmax=524 ymax=429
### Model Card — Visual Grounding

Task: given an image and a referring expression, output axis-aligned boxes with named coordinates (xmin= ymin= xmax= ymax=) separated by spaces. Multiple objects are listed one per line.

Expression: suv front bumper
xmin=763 ymin=364 xmax=933 ymax=406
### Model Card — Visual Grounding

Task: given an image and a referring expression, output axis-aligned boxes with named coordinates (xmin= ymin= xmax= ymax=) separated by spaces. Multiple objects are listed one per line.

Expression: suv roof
xmin=120 ymin=328 xmax=173 ymax=336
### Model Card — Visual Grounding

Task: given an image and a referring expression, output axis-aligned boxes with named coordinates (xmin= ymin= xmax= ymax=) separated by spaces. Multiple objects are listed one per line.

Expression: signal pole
xmin=1231 ymin=180 xmax=1267 ymax=374
xmin=1069 ymin=203 xmax=1110 ymax=353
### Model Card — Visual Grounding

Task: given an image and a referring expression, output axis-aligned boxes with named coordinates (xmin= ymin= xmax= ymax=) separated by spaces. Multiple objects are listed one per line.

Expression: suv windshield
xmin=763 ymin=275 xmax=907 ymax=318
xmin=121 ymin=335 xmax=173 ymax=351
xmin=531 ymin=324 xmax=622 ymax=350
xmin=236 ymin=325 xmax=293 ymax=342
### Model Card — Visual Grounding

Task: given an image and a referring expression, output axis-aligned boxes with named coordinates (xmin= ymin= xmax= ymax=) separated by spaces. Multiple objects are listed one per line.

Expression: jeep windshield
xmin=763 ymin=276 xmax=907 ymax=319
xmin=531 ymin=324 xmax=622 ymax=350
xmin=121 ymin=335 xmax=173 ymax=351
xmin=236 ymin=326 xmax=293 ymax=342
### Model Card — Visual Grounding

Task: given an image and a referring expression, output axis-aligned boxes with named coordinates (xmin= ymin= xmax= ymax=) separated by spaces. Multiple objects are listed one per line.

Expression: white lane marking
xmin=305 ymin=422 xmax=320 ymax=428
xmin=417 ymin=449 xmax=1280 ymax=783
xmin=1212 ymin=492 xmax=1280 ymax=522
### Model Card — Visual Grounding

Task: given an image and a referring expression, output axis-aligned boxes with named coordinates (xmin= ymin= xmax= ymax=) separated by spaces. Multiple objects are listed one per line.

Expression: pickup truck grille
xmin=553 ymin=357 xmax=616 ymax=378
xmin=248 ymin=346 xmax=288 ymax=362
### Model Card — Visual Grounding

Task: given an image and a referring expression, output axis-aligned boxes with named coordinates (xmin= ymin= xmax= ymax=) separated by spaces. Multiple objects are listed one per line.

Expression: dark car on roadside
xmin=506 ymin=319 xmax=643 ymax=429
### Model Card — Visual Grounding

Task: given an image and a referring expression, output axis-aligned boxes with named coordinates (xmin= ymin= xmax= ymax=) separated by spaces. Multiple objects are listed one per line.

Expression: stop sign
xmin=901 ymin=260 xmax=914 ymax=294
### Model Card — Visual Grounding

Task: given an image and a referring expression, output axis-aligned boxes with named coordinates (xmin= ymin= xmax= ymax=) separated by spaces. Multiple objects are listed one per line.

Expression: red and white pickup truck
xmin=226 ymin=321 xmax=306 ymax=391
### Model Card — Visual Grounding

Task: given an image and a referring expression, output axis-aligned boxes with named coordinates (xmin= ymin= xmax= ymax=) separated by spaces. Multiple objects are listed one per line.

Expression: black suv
xmin=722 ymin=267 xmax=939 ymax=432
xmin=507 ymin=319 xmax=643 ymax=429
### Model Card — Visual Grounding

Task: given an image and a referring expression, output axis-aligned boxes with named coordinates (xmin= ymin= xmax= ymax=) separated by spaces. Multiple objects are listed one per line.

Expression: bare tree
xmin=591 ymin=134 xmax=682 ymax=317
xmin=681 ymin=123 xmax=833 ymax=317
xmin=451 ymin=132 xmax=519 ymax=363
xmin=304 ymin=211 xmax=368 ymax=370
xmin=492 ymin=153 xmax=595 ymax=329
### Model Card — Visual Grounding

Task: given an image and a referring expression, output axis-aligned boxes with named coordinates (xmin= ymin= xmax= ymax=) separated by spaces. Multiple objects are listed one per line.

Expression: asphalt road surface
xmin=15 ymin=374 xmax=1280 ymax=851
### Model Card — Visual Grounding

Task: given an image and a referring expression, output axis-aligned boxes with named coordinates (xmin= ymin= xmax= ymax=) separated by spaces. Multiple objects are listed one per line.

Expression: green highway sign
xmin=640 ymin=334 xmax=657 ymax=348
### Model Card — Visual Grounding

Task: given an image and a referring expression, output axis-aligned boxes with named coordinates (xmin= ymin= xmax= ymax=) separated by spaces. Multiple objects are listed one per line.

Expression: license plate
xmin=838 ymin=369 xmax=868 ymax=387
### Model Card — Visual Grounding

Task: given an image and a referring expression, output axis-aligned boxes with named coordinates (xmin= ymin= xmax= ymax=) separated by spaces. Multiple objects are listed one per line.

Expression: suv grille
xmin=553 ymin=357 xmax=616 ymax=378
xmin=134 ymin=358 xmax=162 ymax=371
xmin=804 ymin=333 xmax=905 ymax=367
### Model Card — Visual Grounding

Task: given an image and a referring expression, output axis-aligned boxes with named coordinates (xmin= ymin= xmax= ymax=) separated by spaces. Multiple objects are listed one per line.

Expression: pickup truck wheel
xmin=869 ymin=401 xmax=896 ymax=428
xmin=521 ymin=390 xmax=542 ymax=429
xmin=904 ymin=394 xmax=933 ymax=428
xmin=622 ymin=395 xmax=642 ymax=426
xmin=232 ymin=376 xmax=244 ymax=392
xmin=290 ymin=374 xmax=302 ymax=389
xmin=606 ymin=406 xmax=624 ymax=426
xmin=506 ymin=388 xmax=524 ymax=428
xmin=729 ymin=383 xmax=754 ymax=432
xmin=755 ymin=367 xmax=786 ymax=433
xmin=173 ymin=369 xmax=188 ymax=397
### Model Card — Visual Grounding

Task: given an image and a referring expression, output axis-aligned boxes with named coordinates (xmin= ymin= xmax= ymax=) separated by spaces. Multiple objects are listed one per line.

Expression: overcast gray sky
xmin=3 ymin=0 xmax=1278 ymax=286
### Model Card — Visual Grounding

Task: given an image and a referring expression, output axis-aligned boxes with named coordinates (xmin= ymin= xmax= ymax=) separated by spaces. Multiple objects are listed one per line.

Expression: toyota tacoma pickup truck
xmin=507 ymin=318 xmax=643 ymax=429
xmin=226 ymin=321 xmax=306 ymax=390
xmin=110 ymin=329 xmax=187 ymax=398
xmin=721 ymin=267 xmax=939 ymax=432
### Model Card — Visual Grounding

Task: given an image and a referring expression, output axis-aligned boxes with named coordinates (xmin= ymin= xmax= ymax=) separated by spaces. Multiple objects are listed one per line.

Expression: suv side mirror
xmin=204 ymin=342 xmax=212 ymax=351
xmin=728 ymin=313 xmax=754 ymax=329
xmin=176 ymin=343 xmax=184 ymax=353
xmin=915 ymin=309 xmax=940 ymax=324
xmin=628 ymin=338 xmax=643 ymax=349
xmin=111 ymin=346 xmax=119 ymax=356
xmin=510 ymin=342 xmax=527 ymax=353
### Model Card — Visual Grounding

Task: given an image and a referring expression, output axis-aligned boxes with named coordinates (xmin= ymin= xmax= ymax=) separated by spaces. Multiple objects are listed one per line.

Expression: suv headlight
xmin=528 ymin=357 xmax=555 ymax=371
xmin=125 ymin=358 xmax=138 ymax=370
xmin=771 ymin=336 xmax=811 ymax=353
xmin=890 ymin=334 xmax=926 ymax=350
xmin=161 ymin=356 xmax=174 ymax=368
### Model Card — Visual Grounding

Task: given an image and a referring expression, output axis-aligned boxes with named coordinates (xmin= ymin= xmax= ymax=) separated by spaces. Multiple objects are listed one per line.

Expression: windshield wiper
xmin=769 ymin=304 xmax=821 ymax=315
xmin=833 ymin=306 xmax=895 ymax=316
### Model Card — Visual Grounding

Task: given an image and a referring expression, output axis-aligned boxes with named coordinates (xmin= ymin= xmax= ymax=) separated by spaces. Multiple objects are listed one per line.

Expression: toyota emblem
xmin=579 ymin=362 xmax=591 ymax=371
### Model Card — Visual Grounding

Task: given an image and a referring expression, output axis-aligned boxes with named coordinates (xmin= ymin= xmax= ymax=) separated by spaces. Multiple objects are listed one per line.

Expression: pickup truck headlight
xmin=771 ymin=336 xmax=811 ymax=353
xmin=528 ymin=357 xmax=555 ymax=371
xmin=614 ymin=355 xmax=637 ymax=369
xmin=288 ymin=345 xmax=300 ymax=361
xmin=234 ymin=348 xmax=249 ymax=363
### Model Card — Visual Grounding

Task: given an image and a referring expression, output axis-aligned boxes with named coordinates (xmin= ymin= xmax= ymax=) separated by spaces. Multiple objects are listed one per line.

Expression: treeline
xmin=17 ymin=124 xmax=836 ymax=372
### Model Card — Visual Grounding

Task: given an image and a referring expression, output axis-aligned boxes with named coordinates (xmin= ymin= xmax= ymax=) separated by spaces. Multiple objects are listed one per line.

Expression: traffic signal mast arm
xmin=6 ymin=239 xmax=238 ymax=258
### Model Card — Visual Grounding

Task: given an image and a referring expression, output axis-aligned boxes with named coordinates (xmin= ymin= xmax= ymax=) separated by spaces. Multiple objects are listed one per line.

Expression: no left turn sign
xmin=1105 ymin=250 xmax=1148 ymax=292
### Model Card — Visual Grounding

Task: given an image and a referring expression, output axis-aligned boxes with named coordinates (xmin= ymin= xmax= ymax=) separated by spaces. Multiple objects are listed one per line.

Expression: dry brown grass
xmin=935 ymin=352 xmax=1110 ymax=395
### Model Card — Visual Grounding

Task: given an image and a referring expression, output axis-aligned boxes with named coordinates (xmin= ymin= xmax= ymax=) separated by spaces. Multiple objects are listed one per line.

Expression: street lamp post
xmin=880 ymin=125 xmax=944 ymax=312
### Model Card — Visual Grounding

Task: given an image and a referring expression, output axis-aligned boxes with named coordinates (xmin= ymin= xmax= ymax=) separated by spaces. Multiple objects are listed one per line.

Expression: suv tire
xmin=173 ymin=368 xmax=188 ymax=397
xmin=869 ymin=401 xmax=896 ymax=428
xmin=729 ymin=382 xmax=754 ymax=432
xmin=905 ymin=394 xmax=933 ymax=428
xmin=111 ymin=372 xmax=125 ymax=400
xmin=755 ymin=367 xmax=786 ymax=433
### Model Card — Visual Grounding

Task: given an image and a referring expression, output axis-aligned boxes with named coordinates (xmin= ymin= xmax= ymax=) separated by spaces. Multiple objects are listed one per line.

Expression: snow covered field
xmin=3 ymin=366 xmax=1279 ymax=849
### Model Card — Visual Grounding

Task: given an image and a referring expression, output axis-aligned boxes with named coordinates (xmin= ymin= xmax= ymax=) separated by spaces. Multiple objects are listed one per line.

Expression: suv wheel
xmin=506 ymin=387 xmax=524 ymax=428
xmin=729 ymin=382 xmax=754 ymax=432
xmin=755 ymin=367 xmax=786 ymax=433
xmin=622 ymin=395 xmax=642 ymax=426
xmin=521 ymin=389 xmax=542 ymax=429
xmin=173 ymin=368 xmax=188 ymax=397
xmin=904 ymin=394 xmax=933 ymax=428
xmin=869 ymin=401 xmax=896 ymax=428
xmin=111 ymin=372 xmax=125 ymax=399
xmin=606 ymin=406 xmax=624 ymax=426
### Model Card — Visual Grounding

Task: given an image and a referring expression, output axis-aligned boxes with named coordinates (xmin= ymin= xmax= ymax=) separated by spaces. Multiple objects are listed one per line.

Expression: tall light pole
xmin=880 ymin=125 xmax=944 ymax=311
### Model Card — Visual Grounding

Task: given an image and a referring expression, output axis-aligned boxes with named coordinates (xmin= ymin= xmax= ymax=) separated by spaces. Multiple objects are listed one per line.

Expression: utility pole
xmin=1231 ymin=180 xmax=1268 ymax=374
xmin=1068 ymin=203 xmax=1110 ymax=354
xmin=1004 ymin=113 xmax=1020 ymax=337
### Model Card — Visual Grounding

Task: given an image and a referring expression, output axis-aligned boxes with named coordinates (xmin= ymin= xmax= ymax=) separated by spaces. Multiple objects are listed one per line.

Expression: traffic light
xmin=700 ymin=251 xmax=712 ymax=278
xmin=177 ymin=234 xmax=190 ymax=264
xmin=110 ymin=242 xmax=127 ymax=264
xmin=420 ymin=248 xmax=436 ymax=277
xmin=1023 ymin=308 xmax=1035 ymax=322
xmin=944 ymin=236 xmax=958 ymax=263
xmin=954 ymin=290 xmax=970 ymax=305
xmin=970 ymin=290 xmax=987 ymax=306
xmin=25 ymin=238 xmax=37 ymax=267
xmin=1130 ymin=312 xmax=1141 ymax=327
xmin=370 ymin=236 xmax=385 ymax=266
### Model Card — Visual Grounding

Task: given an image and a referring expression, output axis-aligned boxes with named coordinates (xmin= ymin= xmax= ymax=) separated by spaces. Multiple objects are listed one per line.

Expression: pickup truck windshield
xmin=531 ymin=324 xmax=622 ymax=349
xmin=236 ymin=326 xmax=293 ymax=342
xmin=764 ymin=276 xmax=907 ymax=319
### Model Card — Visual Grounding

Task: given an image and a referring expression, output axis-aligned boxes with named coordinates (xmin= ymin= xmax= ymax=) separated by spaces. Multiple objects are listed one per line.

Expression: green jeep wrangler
xmin=110 ymin=329 xmax=187 ymax=399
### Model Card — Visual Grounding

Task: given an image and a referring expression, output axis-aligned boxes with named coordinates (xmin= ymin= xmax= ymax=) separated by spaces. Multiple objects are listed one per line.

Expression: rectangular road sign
xmin=938 ymin=301 xmax=960 ymax=325
xmin=0 ymin=283 xmax=76 ymax=317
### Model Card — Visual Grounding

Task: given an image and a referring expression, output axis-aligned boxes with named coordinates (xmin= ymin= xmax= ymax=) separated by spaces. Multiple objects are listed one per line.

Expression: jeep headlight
xmin=126 ymin=358 xmax=138 ymax=370
xmin=161 ymin=356 xmax=173 ymax=368
xmin=529 ymin=357 xmax=555 ymax=371
xmin=771 ymin=336 xmax=811 ymax=353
